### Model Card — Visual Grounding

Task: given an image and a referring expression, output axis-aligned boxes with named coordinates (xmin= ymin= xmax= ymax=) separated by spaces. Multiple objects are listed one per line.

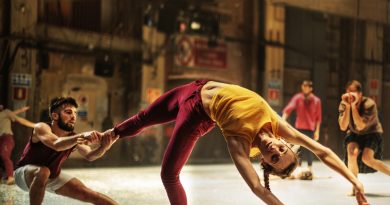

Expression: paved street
xmin=1 ymin=161 xmax=389 ymax=205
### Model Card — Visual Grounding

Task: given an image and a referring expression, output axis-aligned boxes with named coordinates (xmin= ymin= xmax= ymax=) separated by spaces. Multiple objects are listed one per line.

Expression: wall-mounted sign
xmin=176 ymin=37 xmax=194 ymax=67
xmin=13 ymin=87 xmax=27 ymax=101
xmin=267 ymin=80 xmax=282 ymax=106
xmin=368 ymin=79 xmax=380 ymax=105
xmin=12 ymin=73 xmax=32 ymax=87
xmin=175 ymin=35 xmax=227 ymax=69
xmin=193 ymin=39 xmax=227 ymax=69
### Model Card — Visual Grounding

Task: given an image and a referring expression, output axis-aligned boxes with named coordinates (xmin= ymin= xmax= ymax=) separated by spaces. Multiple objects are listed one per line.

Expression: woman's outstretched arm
xmin=278 ymin=119 xmax=369 ymax=205
xmin=226 ymin=136 xmax=284 ymax=205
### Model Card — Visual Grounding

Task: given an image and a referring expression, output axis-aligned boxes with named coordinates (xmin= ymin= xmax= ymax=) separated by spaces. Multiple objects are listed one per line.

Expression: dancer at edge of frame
xmin=0 ymin=104 xmax=35 ymax=185
xmin=339 ymin=80 xmax=390 ymax=195
xmin=13 ymin=97 xmax=118 ymax=205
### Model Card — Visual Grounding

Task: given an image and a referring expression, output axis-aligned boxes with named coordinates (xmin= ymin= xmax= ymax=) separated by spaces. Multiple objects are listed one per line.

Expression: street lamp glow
xmin=190 ymin=21 xmax=201 ymax=30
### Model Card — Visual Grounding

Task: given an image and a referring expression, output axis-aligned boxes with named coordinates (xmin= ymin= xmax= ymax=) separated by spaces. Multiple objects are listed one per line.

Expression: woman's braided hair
xmin=260 ymin=160 xmax=297 ymax=191
xmin=259 ymin=144 xmax=299 ymax=192
xmin=263 ymin=166 xmax=271 ymax=191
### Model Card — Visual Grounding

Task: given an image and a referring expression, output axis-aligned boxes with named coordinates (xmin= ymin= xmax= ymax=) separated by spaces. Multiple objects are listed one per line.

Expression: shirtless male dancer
xmin=13 ymin=97 xmax=118 ymax=205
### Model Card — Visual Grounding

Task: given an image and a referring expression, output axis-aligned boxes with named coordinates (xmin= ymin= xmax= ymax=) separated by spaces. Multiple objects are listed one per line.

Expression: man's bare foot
xmin=298 ymin=170 xmax=313 ymax=180
xmin=287 ymin=166 xmax=302 ymax=179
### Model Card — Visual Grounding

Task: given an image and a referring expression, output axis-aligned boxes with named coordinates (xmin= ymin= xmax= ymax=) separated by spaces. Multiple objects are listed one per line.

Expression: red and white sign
xmin=268 ymin=89 xmax=279 ymax=100
xmin=369 ymin=79 xmax=379 ymax=93
xmin=13 ymin=87 xmax=27 ymax=100
xmin=268 ymin=88 xmax=280 ymax=106
xmin=368 ymin=79 xmax=380 ymax=105
xmin=175 ymin=36 xmax=227 ymax=69
xmin=175 ymin=37 xmax=194 ymax=67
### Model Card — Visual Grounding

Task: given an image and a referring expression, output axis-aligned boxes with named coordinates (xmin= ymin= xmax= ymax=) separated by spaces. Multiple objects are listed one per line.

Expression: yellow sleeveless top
xmin=209 ymin=85 xmax=279 ymax=157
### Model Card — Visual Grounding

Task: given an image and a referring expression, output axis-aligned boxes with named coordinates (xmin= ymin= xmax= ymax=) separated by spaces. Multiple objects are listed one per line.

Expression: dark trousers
xmin=0 ymin=134 xmax=15 ymax=178
xmin=297 ymin=129 xmax=315 ymax=167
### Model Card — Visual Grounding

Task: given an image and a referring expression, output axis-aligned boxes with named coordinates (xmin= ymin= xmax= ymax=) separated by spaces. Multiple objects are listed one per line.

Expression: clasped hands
xmin=341 ymin=92 xmax=359 ymax=107
xmin=77 ymin=129 xmax=119 ymax=148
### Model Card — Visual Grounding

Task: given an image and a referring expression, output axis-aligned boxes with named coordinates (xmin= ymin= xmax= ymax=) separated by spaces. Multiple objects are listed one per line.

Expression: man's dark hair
xmin=302 ymin=80 xmax=313 ymax=87
xmin=49 ymin=97 xmax=78 ymax=116
xmin=345 ymin=80 xmax=362 ymax=92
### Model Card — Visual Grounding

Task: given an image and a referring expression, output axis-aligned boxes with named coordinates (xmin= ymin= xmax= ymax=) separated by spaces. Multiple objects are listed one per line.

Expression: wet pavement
xmin=1 ymin=161 xmax=389 ymax=205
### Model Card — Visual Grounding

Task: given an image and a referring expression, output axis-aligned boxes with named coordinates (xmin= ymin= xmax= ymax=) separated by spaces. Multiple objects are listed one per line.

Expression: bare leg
xmin=24 ymin=166 xmax=51 ymax=205
xmin=346 ymin=142 xmax=360 ymax=177
xmin=346 ymin=142 xmax=360 ymax=196
xmin=55 ymin=178 xmax=117 ymax=205
xmin=361 ymin=148 xmax=390 ymax=176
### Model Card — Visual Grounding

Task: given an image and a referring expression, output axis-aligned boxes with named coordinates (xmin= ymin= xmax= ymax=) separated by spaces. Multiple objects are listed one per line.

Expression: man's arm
xmin=226 ymin=136 xmax=283 ymax=205
xmin=350 ymin=93 xmax=368 ymax=131
xmin=34 ymin=123 xmax=90 ymax=151
xmin=15 ymin=117 xmax=35 ymax=128
xmin=278 ymin=119 xmax=368 ymax=205
xmin=282 ymin=95 xmax=298 ymax=121
xmin=338 ymin=94 xmax=351 ymax=131
xmin=314 ymin=121 xmax=321 ymax=141
xmin=314 ymin=100 xmax=322 ymax=141
xmin=6 ymin=109 xmax=35 ymax=128
xmin=77 ymin=132 xmax=119 ymax=161
xmin=350 ymin=105 xmax=366 ymax=131
xmin=12 ymin=106 xmax=30 ymax=115
xmin=281 ymin=113 xmax=289 ymax=121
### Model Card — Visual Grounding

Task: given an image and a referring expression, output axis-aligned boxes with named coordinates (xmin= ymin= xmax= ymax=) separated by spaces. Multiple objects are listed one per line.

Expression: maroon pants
xmin=114 ymin=80 xmax=215 ymax=205
xmin=0 ymin=134 xmax=15 ymax=178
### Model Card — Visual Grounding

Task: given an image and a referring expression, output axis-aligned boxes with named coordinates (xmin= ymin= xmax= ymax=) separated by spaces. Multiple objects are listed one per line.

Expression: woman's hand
xmin=354 ymin=182 xmax=370 ymax=205
xmin=101 ymin=132 xmax=119 ymax=151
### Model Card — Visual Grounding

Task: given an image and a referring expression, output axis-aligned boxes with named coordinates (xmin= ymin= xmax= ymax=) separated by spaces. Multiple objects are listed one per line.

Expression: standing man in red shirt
xmin=282 ymin=80 xmax=322 ymax=177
